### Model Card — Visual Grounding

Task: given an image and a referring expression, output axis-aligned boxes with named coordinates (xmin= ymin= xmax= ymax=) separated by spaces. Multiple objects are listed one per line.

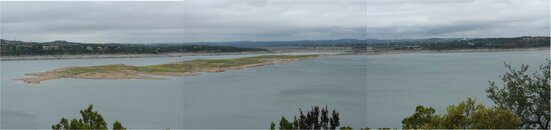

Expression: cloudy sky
xmin=0 ymin=0 xmax=549 ymax=43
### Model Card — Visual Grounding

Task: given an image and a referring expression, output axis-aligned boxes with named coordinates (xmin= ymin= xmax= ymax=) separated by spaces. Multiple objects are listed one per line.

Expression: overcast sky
xmin=0 ymin=0 xmax=549 ymax=43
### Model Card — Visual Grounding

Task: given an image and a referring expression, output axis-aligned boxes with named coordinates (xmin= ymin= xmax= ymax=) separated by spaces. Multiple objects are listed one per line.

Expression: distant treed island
xmin=19 ymin=55 xmax=319 ymax=84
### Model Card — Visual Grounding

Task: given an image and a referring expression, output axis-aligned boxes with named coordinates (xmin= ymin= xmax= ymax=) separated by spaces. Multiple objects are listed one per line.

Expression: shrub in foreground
xmin=486 ymin=60 xmax=550 ymax=128
xmin=271 ymin=105 xmax=340 ymax=130
xmin=402 ymin=98 xmax=521 ymax=129
xmin=52 ymin=104 xmax=125 ymax=130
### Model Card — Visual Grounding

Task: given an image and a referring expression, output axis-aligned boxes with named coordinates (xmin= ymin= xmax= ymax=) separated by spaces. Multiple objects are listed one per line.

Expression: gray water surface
xmin=1 ymin=50 xmax=548 ymax=128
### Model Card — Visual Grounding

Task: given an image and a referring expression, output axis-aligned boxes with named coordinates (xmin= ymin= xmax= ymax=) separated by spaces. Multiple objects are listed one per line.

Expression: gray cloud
xmin=1 ymin=1 xmax=185 ymax=43
xmin=0 ymin=0 xmax=548 ymax=43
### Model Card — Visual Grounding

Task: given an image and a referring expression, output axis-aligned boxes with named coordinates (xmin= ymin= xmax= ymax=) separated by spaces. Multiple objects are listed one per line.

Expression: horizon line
xmin=1 ymin=35 xmax=550 ymax=44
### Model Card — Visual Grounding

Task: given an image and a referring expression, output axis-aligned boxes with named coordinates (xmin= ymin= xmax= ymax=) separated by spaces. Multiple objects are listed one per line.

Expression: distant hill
xmin=43 ymin=40 xmax=82 ymax=45
xmin=180 ymin=39 xmax=381 ymax=47
xmin=374 ymin=36 xmax=549 ymax=50
xmin=173 ymin=37 xmax=549 ymax=48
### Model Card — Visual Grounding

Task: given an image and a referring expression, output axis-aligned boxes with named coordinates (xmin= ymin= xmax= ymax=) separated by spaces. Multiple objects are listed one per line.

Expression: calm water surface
xmin=1 ymin=50 xmax=548 ymax=128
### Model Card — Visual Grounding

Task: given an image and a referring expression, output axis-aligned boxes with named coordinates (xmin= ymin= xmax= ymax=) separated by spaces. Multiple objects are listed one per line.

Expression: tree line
xmin=0 ymin=39 xmax=266 ymax=56
xmin=420 ymin=37 xmax=550 ymax=50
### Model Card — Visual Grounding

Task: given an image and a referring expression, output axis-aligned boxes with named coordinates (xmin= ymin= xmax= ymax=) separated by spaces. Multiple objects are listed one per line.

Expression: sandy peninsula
xmin=18 ymin=55 xmax=319 ymax=84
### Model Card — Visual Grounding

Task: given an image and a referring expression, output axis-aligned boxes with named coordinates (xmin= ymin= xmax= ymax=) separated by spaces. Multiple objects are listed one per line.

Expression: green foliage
xmin=52 ymin=104 xmax=125 ymax=130
xmin=402 ymin=98 xmax=521 ymax=129
xmin=113 ymin=121 xmax=125 ymax=130
xmin=279 ymin=116 xmax=294 ymax=129
xmin=486 ymin=60 xmax=550 ymax=128
xmin=401 ymin=106 xmax=438 ymax=129
xmin=292 ymin=116 xmax=300 ymax=129
xmin=270 ymin=121 xmax=276 ymax=130
xmin=470 ymin=105 xmax=523 ymax=129
xmin=64 ymin=64 xmax=137 ymax=75
xmin=358 ymin=127 xmax=370 ymax=130
xmin=271 ymin=106 xmax=340 ymax=130
xmin=339 ymin=126 xmax=353 ymax=130
xmin=442 ymin=98 xmax=520 ymax=129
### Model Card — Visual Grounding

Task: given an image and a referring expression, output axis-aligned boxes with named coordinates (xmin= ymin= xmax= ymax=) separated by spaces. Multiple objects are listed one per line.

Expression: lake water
xmin=1 ymin=50 xmax=549 ymax=129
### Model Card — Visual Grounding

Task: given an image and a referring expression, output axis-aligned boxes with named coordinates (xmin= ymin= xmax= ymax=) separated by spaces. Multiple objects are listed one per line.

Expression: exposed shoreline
xmin=17 ymin=55 xmax=320 ymax=84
